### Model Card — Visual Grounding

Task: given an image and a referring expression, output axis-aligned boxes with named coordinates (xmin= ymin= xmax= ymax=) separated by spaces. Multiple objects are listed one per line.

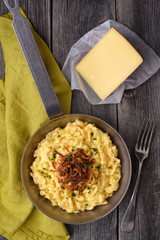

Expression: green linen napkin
xmin=0 ymin=8 xmax=71 ymax=240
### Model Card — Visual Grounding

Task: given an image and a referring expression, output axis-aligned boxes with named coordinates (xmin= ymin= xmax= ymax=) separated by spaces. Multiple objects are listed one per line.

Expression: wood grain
xmin=0 ymin=0 xmax=8 ymax=15
xmin=116 ymin=0 xmax=160 ymax=240
xmin=52 ymin=0 xmax=115 ymax=67
xmin=20 ymin=0 xmax=51 ymax=48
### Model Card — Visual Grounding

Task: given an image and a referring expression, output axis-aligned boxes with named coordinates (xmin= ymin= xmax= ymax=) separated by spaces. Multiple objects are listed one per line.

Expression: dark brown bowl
xmin=21 ymin=114 xmax=131 ymax=224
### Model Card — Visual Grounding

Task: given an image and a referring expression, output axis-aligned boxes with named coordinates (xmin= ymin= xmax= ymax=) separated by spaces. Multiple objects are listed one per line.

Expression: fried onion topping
xmin=52 ymin=149 xmax=98 ymax=192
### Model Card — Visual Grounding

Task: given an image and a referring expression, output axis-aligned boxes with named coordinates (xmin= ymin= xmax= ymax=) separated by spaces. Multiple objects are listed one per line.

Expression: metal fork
xmin=121 ymin=118 xmax=155 ymax=232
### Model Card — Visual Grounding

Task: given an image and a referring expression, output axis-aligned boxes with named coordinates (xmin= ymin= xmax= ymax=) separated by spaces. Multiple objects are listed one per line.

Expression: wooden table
xmin=0 ymin=0 xmax=159 ymax=240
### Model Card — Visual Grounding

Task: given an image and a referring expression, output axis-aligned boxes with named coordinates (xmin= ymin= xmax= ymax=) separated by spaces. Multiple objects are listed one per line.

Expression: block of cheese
xmin=75 ymin=28 xmax=143 ymax=100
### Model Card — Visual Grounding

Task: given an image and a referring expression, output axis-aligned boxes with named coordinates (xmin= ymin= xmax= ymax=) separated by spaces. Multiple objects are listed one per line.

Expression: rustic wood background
xmin=0 ymin=0 xmax=160 ymax=239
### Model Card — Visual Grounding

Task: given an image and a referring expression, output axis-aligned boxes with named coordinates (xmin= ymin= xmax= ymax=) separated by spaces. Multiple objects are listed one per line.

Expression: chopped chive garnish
xmin=91 ymin=133 xmax=94 ymax=136
xmin=53 ymin=153 xmax=57 ymax=159
xmin=72 ymin=193 xmax=76 ymax=197
xmin=86 ymin=203 xmax=88 ymax=206
xmin=79 ymin=162 xmax=83 ymax=167
xmin=67 ymin=154 xmax=72 ymax=161
xmin=92 ymin=148 xmax=98 ymax=154
xmin=61 ymin=186 xmax=65 ymax=190
xmin=43 ymin=168 xmax=47 ymax=171
xmin=87 ymin=161 xmax=92 ymax=165
xmin=93 ymin=138 xmax=97 ymax=140
xmin=96 ymin=164 xmax=102 ymax=170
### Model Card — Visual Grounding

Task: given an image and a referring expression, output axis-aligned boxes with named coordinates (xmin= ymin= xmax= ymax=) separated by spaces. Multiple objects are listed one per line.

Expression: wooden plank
xmin=20 ymin=0 xmax=51 ymax=48
xmin=116 ymin=0 xmax=160 ymax=239
xmin=51 ymin=0 xmax=118 ymax=239
xmin=0 ymin=1 xmax=51 ymax=240
xmin=0 ymin=1 xmax=8 ymax=15
xmin=52 ymin=0 xmax=116 ymax=67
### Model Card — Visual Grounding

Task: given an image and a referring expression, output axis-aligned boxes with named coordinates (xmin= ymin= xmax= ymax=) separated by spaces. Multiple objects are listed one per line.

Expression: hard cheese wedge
xmin=75 ymin=28 xmax=143 ymax=100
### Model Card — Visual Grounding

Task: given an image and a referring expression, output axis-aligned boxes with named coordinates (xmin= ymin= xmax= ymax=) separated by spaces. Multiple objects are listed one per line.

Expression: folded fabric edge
xmin=0 ymin=229 xmax=70 ymax=240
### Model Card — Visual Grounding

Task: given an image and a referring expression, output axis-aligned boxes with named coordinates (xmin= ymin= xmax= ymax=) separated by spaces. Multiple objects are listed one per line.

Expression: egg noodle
xmin=30 ymin=120 xmax=121 ymax=213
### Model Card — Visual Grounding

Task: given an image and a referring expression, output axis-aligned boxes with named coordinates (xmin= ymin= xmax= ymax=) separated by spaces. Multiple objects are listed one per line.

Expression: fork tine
xmin=145 ymin=121 xmax=155 ymax=152
xmin=139 ymin=119 xmax=149 ymax=150
xmin=143 ymin=120 xmax=152 ymax=150
xmin=138 ymin=118 xmax=149 ymax=150
xmin=135 ymin=118 xmax=147 ymax=149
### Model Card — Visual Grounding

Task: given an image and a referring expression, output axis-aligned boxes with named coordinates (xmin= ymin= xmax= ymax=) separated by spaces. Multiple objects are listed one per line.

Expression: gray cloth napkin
xmin=62 ymin=19 xmax=160 ymax=105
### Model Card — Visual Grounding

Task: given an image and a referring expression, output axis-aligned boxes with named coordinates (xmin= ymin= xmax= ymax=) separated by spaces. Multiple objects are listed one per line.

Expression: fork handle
xmin=121 ymin=161 xmax=143 ymax=232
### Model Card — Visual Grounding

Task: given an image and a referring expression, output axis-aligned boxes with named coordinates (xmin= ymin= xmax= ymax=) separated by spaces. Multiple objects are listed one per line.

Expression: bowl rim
xmin=21 ymin=113 xmax=132 ymax=224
